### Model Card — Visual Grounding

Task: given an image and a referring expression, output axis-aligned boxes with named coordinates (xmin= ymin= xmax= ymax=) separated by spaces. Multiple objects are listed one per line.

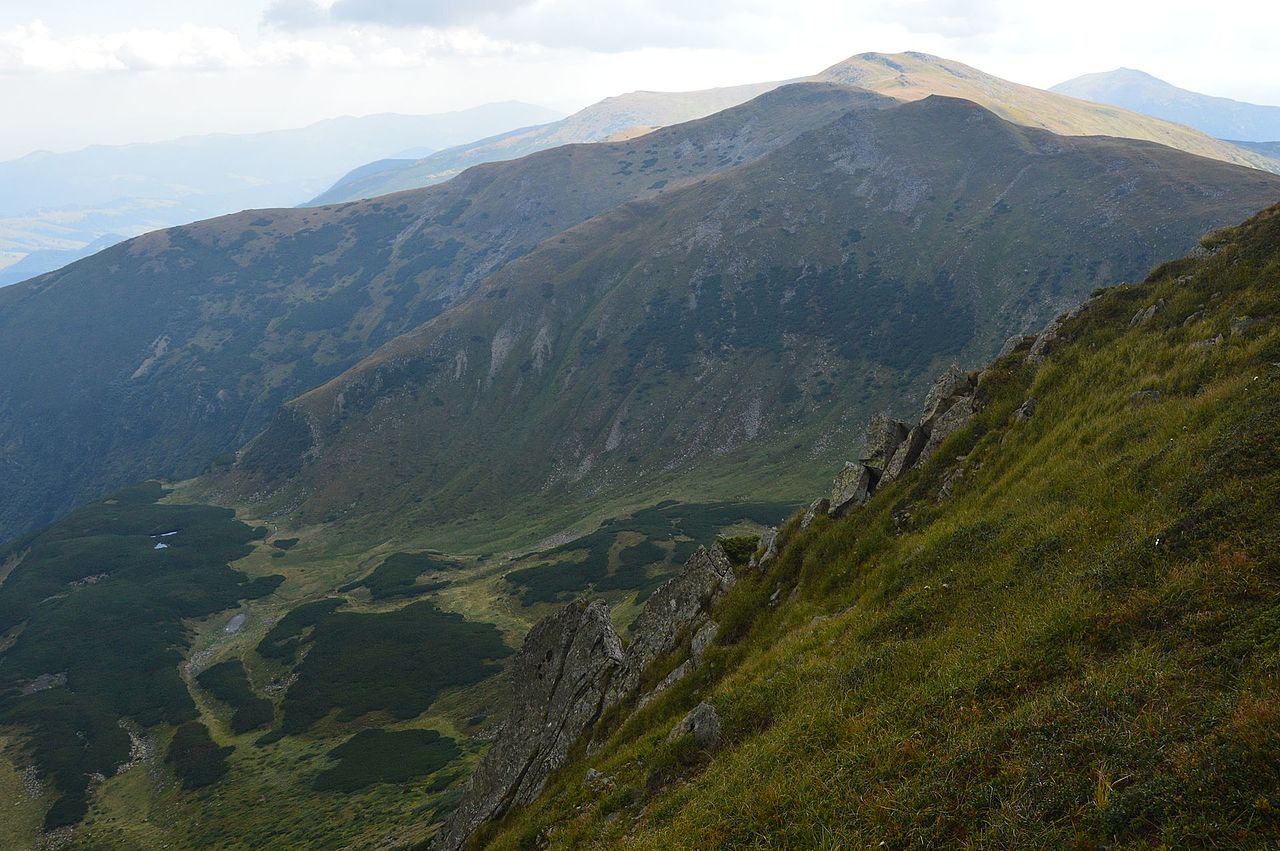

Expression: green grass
xmin=478 ymin=206 xmax=1280 ymax=849
xmin=312 ymin=728 xmax=460 ymax=792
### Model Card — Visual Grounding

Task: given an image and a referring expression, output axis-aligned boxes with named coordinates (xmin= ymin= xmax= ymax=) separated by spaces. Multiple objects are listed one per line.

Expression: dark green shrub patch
xmin=338 ymin=552 xmax=460 ymax=600
xmin=167 ymin=721 xmax=232 ymax=789
xmin=312 ymin=728 xmax=460 ymax=792
xmin=196 ymin=660 xmax=274 ymax=733
xmin=278 ymin=601 xmax=511 ymax=733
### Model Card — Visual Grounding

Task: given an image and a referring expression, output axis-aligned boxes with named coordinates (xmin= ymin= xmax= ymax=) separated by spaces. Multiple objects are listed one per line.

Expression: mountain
xmin=309 ymin=81 xmax=781 ymax=204
xmin=313 ymin=52 xmax=1280 ymax=209
xmin=462 ymin=204 xmax=1280 ymax=849
xmin=1052 ymin=68 xmax=1280 ymax=142
xmin=0 ymin=102 xmax=562 ymax=287
xmin=0 ymin=83 xmax=884 ymax=543
xmin=815 ymin=52 xmax=1279 ymax=173
xmin=224 ymin=94 xmax=1280 ymax=553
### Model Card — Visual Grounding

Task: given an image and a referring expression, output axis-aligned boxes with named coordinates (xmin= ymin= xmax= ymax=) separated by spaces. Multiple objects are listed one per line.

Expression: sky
xmin=2 ymin=0 xmax=1278 ymax=161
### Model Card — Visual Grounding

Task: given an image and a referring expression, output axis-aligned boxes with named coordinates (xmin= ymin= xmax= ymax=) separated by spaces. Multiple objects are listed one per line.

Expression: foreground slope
xmin=230 ymin=95 xmax=1280 ymax=550
xmin=478 ymin=204 xmax=1280 ymax=849
xmin=310 ymin=81 xmax=781 ymax=204
xmin=1052 ymin=68 xmax=1280 ymax=142
xmin=817 ymin=52 xmax=1279 ymax=173
xmin=0 ymin=82 xmax=877 ymax=542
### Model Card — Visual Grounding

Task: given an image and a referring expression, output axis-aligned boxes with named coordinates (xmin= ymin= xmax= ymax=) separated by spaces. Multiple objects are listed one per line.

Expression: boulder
xmin=1129 ymin=389 xmax=1162 ymax=404
xmin=881 ymin=425 xmax=929 ymax=483
xmin=667 ymin=702 xmax=722 ymax=749
xmin=800 ymin=498 xmax=829 ymax=529
xmin=829 ymin=461 xmax=876 ymax=518
xmin=861 ymin=414 xmax=910 ymax=470
xmin=921 ymin=365 xmax=975 ymax=421
xmin=748 ymin=527 xmax=779 ymax=571
xmin=1130 ymin=298 xmax=1165 ymax=327
xmin=918 ymin=393 xmax=979 ymax=465
xmin=1014 ymin=396 xmax=1036 ymax=422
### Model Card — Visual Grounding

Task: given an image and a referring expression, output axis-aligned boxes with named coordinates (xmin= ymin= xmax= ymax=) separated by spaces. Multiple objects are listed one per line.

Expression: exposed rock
xmin=584 ymin=768 xmax=613 ymax=792
xmin=1182 ymin=310 xmax=1205 ymax=328
xmin=748 ymin=527 xmax=778 ymax=571
xmin=882 ymin=424 xmax=929 ymax=482
xmin=936 ymin=466 xmax=965 ymax=502
xmin=921 ymin=365 xmax=975 ymax=421
xmin=20 ymin=672 xmax=67 ymax=696
xmin=436 ymin=544 xmax=737 ymax=849
xmin=1129 ymin=389 xmax=1162 ymax=404
xmin=608 ymin=544 xmax=735 ymax=705
xmin=918 ymin=393 xmax=978 ymax=466
xmin=861 ymin=414 xmax=910 ymax=469
xmin=690 ymin=621 xmax=718 ymax=662
xmin=432 ymin=599 xmax=622 ymax=850
xmin=1130 ymin=298 xmax=1165 ymax=327
xmin=829 ymin=461 xmax=876 ymax=518
xmin=997 ymin=334 xmax=1033 ymax=360
xmin=1025 ymin=295 xmax=1103 ymax=365
xmin=800 ymin=498 xmax=829 ymax=529
xmin=667 ymin=702 xmax=721 ymax=749
xmin=821 ymin=363 xmax=983 ymax=521
xmin=1190 ymin=334 xmax=1225 ymax=350
xmin=1230 ymin=315 xmax=1262 ymax=336
xmin=1014 ymin=396 xmax=1037 ymax=422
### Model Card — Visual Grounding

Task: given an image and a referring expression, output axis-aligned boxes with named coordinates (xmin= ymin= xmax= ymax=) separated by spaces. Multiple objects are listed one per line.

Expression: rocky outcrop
xmin=434 ymin=545 xmax=736 ymax=850
xmin=825 ymin=364 xmax=982 ymax=518
xmin=607 ymin=544 xmax=735 ymax=706
xmin=432 ymin=599 xmax=622 ymax=850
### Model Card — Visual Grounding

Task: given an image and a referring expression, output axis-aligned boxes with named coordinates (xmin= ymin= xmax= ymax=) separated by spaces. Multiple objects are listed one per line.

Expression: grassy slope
xmin=481 ymin=207 xmax=1280 ymax=848
xmin=314 ymin=82 xmax=783 ymax=204
xmin=0 ymin=83 xmax=873 ymax=544
xmin=234 ymin=95 xmax=1280 ymax=557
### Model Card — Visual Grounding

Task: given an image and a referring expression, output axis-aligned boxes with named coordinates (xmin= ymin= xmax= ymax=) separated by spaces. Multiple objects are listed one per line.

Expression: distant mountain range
xmin=309 ymin=81 xmax=782 ymax=205
xmin=316 ymin=52 xmax=1280 ymax=206
xmin=1053 ymin=68 xmax=1280 ymax=142
xmin=0 ymin=102 xmax=562 ymax=288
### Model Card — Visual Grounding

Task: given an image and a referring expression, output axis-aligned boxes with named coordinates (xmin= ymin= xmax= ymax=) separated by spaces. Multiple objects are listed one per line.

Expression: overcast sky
xmin=2 ymin=0 xmax=1278 ymax=160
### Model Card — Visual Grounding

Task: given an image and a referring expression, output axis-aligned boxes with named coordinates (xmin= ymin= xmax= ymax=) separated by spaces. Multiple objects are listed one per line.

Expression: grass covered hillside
xmin=0 ymin=82 xmax=885 ymax=543
xmin=229 ymin=94 xmax=1280 ymax=556
xmin=479 ymin=206 xmax=1280 ymax=849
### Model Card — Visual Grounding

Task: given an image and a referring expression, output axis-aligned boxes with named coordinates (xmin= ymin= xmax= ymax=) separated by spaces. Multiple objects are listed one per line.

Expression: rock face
xmin=607 ymin=544 xmax=735 ymax=705
xmin=432 ymin=599 xmax=622 ymax=850
xmin=434 ymin=545 xmax=735 ymax=850
xmin=825 ymin=363 xmax=982 ymax=518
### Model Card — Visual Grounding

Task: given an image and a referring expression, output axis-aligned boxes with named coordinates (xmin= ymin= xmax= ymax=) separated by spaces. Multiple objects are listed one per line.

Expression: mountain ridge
xmin=1052 ymin=67 xmax=1280 ymax=142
